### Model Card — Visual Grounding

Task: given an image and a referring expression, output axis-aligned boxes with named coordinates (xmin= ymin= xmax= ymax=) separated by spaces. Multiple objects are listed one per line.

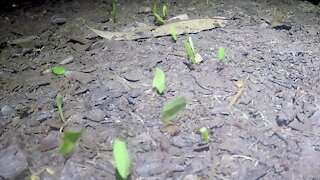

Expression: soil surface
xmin=1 ymin=0 xmax=320 ymax=179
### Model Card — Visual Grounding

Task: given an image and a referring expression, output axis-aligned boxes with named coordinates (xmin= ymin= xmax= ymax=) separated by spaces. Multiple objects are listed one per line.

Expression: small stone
xmin=91 ymin=90 xmax=109 ymax=102
xmin=85 ymin=109 xmax=106 ymax=122
xmin=190 ymin=158 xmax=206 ymax=173
xmin=123 ymin=70 xmax=145 ymax=82
xmin=172 ymin=136 xmax=187 ymax=148
xmin=309 ymin=110 xmax=320 ymax=125
xmin=183 ymin=174 xmax=198 ymax=180
xmin=128 ymin=89 xmax=141 ymax=98
xmin=60 ymin=56 xmax=74 ymax=65
xmin=0 ymin=145 xmax=28 ymax=179
xmin=36 ymin=112 xmax=52 ymax=122
xmin=65 ymin=71 xmax=94 ymax=84
xmin=39 ymin=131 xmax=60 ymax=152
xmin=51 ymin=15 xmax=67 ymax=25
xmin=159 ymin=135 xmax=170 ymax=151
xmin=1 ymin=105 xmax=16 ymax=117
xmin=82 ymin=129 xmax=98 ymax=149
xmin=276 ymin=112 xmax=289 ymax=126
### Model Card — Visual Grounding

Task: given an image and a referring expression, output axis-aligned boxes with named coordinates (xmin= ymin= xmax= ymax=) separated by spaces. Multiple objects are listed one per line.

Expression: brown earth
xmin=0 ymin=0 xmax=320 ymax=179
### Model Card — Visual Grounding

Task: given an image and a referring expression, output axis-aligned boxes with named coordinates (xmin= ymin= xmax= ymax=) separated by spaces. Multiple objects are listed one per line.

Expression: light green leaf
xmin=56 ymin=92 xmax=65 ymax=122
xmin=59 ymin=131 xmax=82 ymax=156
xmin=112 ymin=2 xmax=116 ymax=16
xmin=188 ymin=36 xmax=195 ymax=53
xmin=169 ymin=25 xmax=177 ymax=41
xmin=182 ymin=40 xmax=195 ymax=64
xmin=113 ymin=139 xmax=131 ymax=180
xmin=52 ymin=66 xmax=67 ymax=75
xmin=162 ymin=5 xmax=168 ymax=19
xmin=161 ymin=96 xmax=187 ymax=123
xmin=200 ymin=127 xmax=209 ymax=144
xmin=152 ymin=67 xmax=165 ymax=94
xmin=111 ymin=2 xmax=117 ymax=22
xmin=218 ymin=46 xmax=225 ymax=62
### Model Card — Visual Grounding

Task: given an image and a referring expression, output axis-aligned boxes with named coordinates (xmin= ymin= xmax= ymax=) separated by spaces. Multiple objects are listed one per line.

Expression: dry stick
xmin=228 ymin=86 xmax=245 ymax=109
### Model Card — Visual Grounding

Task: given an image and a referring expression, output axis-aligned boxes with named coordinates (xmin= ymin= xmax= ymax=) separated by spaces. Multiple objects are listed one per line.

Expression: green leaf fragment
xmin=113 ymin=139 xmax=131 ymax=180
xmin=152 ymin=67 xmax=165 ymax=94
xmin=112 ymin=2 xmax=116 ymax=15
xmin=200 ymin=127 xmax=209 ymax=144
xmin=162 ymin=5 xmax=168 ymax=19
xmin=59 ymin=131 xmax=82 ymax=156
xmin=169 ymin=25 xmax=177 ymax=41
xmin=56 ymin=92 xmax=65 ymax=122
xmin=52 ymin=66 xmax=66 ymax=75
xmin=182 ymin=40 xmax=196 ymax=64
xmin=154 ymin=13 xmax=164 ymax=25
xmin=153 ymin=4 xmax=164 ymax=25
xmin=188 ymin=36 xmax=195 ymax=53
xmin=161 ymin=96 xmax=187 ymax=123
xmin=218 ymin=46 xmax=225 ymax=62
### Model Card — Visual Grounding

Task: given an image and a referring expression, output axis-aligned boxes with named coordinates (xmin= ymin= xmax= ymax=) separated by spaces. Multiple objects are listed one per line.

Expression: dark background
xmin=1 ymin=0 xmax=319 ymax=12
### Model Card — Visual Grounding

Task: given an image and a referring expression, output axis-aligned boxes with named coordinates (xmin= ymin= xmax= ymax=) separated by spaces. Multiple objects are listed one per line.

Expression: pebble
xmin=51 ymin=15 xmax=67 ymax=25
xmin=65 ymin=71 xmax=94 ymax=84
xmin=309 ymin=109 xmax=320 ymax=125
xmin=36 ymin=112 xmax=52 ymax=122
xmin=60 ymin=55 xmax=74 ymax=65
xmin=39 ymin=131 xmax=60 ymax=152
xmin=172 ymin=136 xmax=187 ymax=148
xmin=190 ymin=158 xmax=206 ymax=173
xmin=123 ymin=70 xmax=145 ymax=82
xmin=128 ymin=89 xmax=141 ymax=98
xmin=85 ymin=108 xmax=106 ymax=122
xmin=183 ymin=174 xmax=198 ymax=180
xmin=159 ymin=135 xmax=171 ymax=151
xmin=82 ymin=129 xmax=98 ymax=149
xmin=148 ymin=163 xmax=185 ymax=175
xmin=91 ymin=90 xmax=109 ymax=102
xmin=1 ymin=105 xmax=16 ymax=117
xmin=0 ymin=145 xmax=28 ymax=179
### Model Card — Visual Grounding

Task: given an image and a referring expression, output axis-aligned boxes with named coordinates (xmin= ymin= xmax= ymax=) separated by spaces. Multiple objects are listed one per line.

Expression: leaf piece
xmin=218 ymin=47 xmax=225 ymax=62
xmin=153 ymin=4 xmax=164 ymax=25
xmin=182 ymin=40 xmax=196 ymax=64
xmin=152 ymin=68 xmax=165 ymax=94
xmin=52 ymin=66 xmax=66 ymax=75
xmin=162 ymin=5 xmax=168 ymax=19
xmin=200 ymin=127 xmax=209 ymax=144
xmin=161 ymin=96 xmax=187 ymax=123
xmin=56 ymin=93 xmax=65 ymax=122
xmin=169 ymin=25 xmax=177 ymax=41
xmin=59 ymin=131 xmax=82 ymax=156
xmin=113 ymin=139 xmax=131 ymax=179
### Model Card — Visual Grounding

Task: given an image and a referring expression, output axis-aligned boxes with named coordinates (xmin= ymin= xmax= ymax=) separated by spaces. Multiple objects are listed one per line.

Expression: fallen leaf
xmin=228 ymin=87 xmax=245 ymax=109
xmin=84 ymin=18 xmax=227 ymax=41
xmin=152 ymin=18 xmax=227 ymax=37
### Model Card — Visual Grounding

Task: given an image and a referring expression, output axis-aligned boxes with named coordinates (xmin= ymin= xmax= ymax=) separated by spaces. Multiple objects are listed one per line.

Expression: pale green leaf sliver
xmin=152 ymin=67 xmax=165 ymax=94
xmin=162 ymin=5 xmax=168 ymax=19
xmin=169 ymin=25 xmax=177 ymax=41
xmin=218 ymin=46 xmax=225 ymax=62
xmin=188 ymin=36 xmax=194 ymax=53
xmin=56 ymin=93 xmax=65 ymax=122
xmin=182 ymin=40 xmax=195 ymax=64
xmin=113 ymin=139 xmax=131 ymax=179
xmin=161 ymin=96 xmax=187 ymax=123
xmin=200 ymin=127 xmax=209 ymax=144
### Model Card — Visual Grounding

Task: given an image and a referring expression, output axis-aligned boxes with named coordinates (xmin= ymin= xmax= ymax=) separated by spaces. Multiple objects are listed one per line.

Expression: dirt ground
xmin=0 ymin=0 xmax=320 ymax=179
